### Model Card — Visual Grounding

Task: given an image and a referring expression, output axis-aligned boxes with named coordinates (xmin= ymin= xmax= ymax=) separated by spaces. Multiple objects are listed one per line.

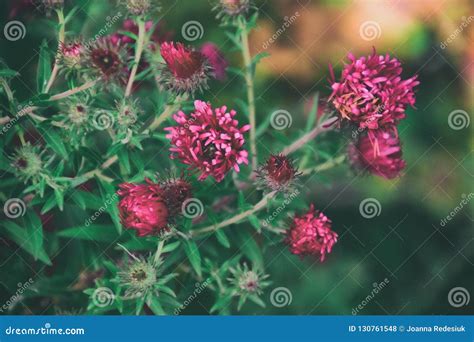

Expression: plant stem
xmin=190 ymin=191 xmax=277 ymax=238
xmin=300 ymin=155 xmax=346 ymax=175
xmin=240 ymin=19 xmax=257 ymax=171
xmin=281 ymin=116 xmax=338 ymax=155
xmin=45 ymin=9 xmax=65 ymax=93
xmin=125 ymin=19 xmax=146 ymax=97
xmin=49 ymin=79 xmax=98 ymax=101
xmin=81 ymin=155 xmax=118 ymax=180
xmin=148 ymin=94 xmax=188 ymax=131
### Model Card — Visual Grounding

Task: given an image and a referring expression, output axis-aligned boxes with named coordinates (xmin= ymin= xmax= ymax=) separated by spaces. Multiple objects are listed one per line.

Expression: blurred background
xmin=0 ymin=0 xmax=472 ymax=315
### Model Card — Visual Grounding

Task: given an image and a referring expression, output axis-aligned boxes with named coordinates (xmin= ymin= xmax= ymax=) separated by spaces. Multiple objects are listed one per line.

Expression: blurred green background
xmin=0 ymin=0 xmax=472 ymax=315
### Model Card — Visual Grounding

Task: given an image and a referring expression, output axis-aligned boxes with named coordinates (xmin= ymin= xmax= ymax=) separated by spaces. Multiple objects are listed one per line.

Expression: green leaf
xmin=40 ymin=193 xmax=56 ymax=214
xmin=117 ymin=148 xmax=131 ymax=175
xmin=235 ymin=230 xmax=264 ymax=271
xmin=215 ymin=229 xmax=230 ymax=248
xmin=1 ymin=212 xmax=51 ymax=265
xmin=305 ymin=92 xmax=319 ymax=132
xmin=97 ymin=179 xmax=122 ymax=234
xmin=37 ymin=40 xmax=51 ymax=93
xmin=70 ymin=191 xmax=87 ymax=210
xmin=183 ymin=240 xmax=202 ymax=277
xmin=162 ymin=241 xmax=181 ymax=253
xmin=256 ymin=115 xmax=271 ymax=138
xmin=54 ymin=188 xmax=64 ymax=211
xmin=38 ymin=127 xmax=68 ymax=160
xmin=251 ymin=52 xmax=270 ymax=71
xmin=0 ymin=68 xmax=18 ymax=78
xmin=64 ymin=6 xmax=79 ymax=24
xmin=57 ymin=224 xmax=118 ymax=242
xmin=147 ymin=295 xmax=165 ymax=315
xmin=210 ymin=294 xmax=233 ymax=313
xmin=248 ymin=214 xmax=261 ymax=233
xmin=249 ymin=294 xmax=266 ymax=308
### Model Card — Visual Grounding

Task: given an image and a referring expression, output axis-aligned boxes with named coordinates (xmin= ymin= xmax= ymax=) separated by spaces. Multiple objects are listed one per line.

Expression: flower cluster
xmin=165 ymin=100 xmax=250 ymax=182
xmin=285 ymin=204 xmax=338 ymax=262
xmin=330 ymin=49 xmax=419 ymax=179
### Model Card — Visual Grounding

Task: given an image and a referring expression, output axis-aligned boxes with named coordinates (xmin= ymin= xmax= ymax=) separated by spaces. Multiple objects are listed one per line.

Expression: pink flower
xmin=158 ymin=42 xmax=209 ymax=94
xmin=200 ymin=43 xmax=228 ymax=81
xmin=117 ymin=180 xmax=169 ymax=237
xmin=329 ymin=49 xmax=419 ymax=130
xmin=285 ymin=204 xmax=338 ymax=262
xmin=59 ymin=41 xmax=84 ymax=69
xmin=165 ymin=100 xmax=250 ymax=182
xmin=348 ymin=127 xmax=406 ymax=179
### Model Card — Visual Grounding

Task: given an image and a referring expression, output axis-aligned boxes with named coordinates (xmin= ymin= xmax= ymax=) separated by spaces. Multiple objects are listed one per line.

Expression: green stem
xmin=190 ymin=191 xmax=277 ymax=238
xmin=300 ymin=155 xmax=346 ymax=175
xmin=240 ymin=19 xmax=257 ymax=171
xmin=49 ymin=79 xmax=98 ymax=101
xmin=125 ymin=19 xmax=146 ymax=97
xmin=281 ymin=117 xmax=337 ymax=155
xmin=45 ymin=8 xmax=65 ymax=93
xmin=148 ymin=94 xmax=188 ymax=131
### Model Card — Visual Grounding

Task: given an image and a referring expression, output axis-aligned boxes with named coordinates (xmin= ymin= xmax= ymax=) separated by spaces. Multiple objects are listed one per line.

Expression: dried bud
xmin=214 ymin=0 xmax=250 ymax=19
xmin=87 ymin=39 xmax=124 ymax=80
xmin=159 ymin=176 xmax=193 ymax=218
xmin=256 ymin=154 xmax=300 ymax=193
